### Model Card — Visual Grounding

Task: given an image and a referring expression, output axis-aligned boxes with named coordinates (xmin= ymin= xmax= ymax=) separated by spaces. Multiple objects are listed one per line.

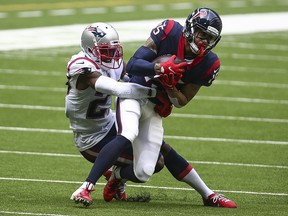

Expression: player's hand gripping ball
xmin=153 ymin=54 xmax=186 ymax=89
xmin=153 ymin=54 xmax=187 ymax=74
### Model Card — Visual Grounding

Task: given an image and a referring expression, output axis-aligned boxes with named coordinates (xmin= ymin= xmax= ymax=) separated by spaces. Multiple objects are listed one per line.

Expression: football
xmin=152 ymin=54 xmax=185 ymax=64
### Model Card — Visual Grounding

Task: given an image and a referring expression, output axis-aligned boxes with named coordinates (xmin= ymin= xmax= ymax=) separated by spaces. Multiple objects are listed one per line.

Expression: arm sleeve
xmin=126 ymin=20 xmax=174 ymax=77
xmin=126 ymin=46 xmax=157 ymax=77
xmin=95 ymin=75 xmax=156 ymax=99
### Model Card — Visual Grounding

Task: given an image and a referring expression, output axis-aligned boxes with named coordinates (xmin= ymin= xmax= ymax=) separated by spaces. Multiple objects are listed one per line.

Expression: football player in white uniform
xmin=66 ymin=22 xmax=158 ymax=207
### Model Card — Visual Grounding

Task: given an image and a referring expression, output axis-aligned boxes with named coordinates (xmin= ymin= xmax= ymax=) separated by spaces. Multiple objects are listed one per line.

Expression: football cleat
xmin=103 ymin=166 xmax=126 ymax=202
xmin=70 ymin=182 xmax=94 ymax=207
xmin=203 ymin=193 xmax=237 ymax=208
xmin=114 ymin=180 xmax=127 ymax=201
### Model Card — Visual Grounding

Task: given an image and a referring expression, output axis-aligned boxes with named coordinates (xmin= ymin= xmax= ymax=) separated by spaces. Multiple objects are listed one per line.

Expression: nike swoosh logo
xmin=168 ymin=66 xmax=175 ymax=73
xmin=76 ymin=61 xmax=85 ymax=64
xmin=213 ymin=68 xmax=220 ymax=74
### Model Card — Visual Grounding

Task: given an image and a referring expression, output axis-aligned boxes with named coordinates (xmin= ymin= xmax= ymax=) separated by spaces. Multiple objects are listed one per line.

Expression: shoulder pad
xmin=67 ymin=57 xmax=100 ymax=77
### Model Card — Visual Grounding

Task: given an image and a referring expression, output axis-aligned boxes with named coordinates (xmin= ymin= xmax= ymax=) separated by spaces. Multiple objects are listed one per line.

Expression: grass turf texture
xmin=0 ymin=1 xmax=288 ymax=215
xmin=0 ymin=0 xmax=288 ymax=29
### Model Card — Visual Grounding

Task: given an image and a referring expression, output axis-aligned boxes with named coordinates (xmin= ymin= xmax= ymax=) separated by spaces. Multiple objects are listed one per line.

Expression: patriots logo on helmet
xmin=87 ymin=25 xmax=106 ymax=42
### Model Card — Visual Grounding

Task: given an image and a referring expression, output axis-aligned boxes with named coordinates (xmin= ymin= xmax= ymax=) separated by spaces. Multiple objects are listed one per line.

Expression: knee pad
xmin=134 ymin=165 xmax=155 ymax=182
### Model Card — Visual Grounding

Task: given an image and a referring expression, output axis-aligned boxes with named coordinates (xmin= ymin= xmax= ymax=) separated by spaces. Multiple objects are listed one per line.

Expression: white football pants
xmin=116 ymin=98 xmax=163 ymax=182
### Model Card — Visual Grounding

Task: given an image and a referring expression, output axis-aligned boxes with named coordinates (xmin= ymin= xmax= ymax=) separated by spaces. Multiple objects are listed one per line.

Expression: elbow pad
xmin=95 ymin=75 xmax=156 ymax=99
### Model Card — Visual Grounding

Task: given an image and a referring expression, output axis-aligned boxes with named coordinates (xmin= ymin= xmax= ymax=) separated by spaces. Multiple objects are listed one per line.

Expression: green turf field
xmin=0 ymin=1 xmax=287 ymax=216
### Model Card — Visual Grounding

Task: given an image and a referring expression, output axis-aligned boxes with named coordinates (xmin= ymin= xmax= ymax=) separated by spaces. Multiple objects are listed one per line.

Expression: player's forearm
xmin=126 ymin=46 xmax=157 ymax=76
xmin=95 ymin=75 xmax=156 ymax=99
xmin=166 ymin=88 xmax=188 ymax=108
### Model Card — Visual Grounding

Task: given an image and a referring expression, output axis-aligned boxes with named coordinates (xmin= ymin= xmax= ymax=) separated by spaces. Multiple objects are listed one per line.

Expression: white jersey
xmin=65 ymin=51 xmax=123 ymax=150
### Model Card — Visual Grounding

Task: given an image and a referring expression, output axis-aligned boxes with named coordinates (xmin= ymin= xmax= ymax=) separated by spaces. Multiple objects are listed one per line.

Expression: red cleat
xmin=70 ymin=182 xmax=94 ymax=207
xmin=103 ymin=166 xmax=126 ymax=202
xmin=115 ymin=181 xmax=126 ymax=201
xmin=203 ymin=193 xmax=237 ymax=208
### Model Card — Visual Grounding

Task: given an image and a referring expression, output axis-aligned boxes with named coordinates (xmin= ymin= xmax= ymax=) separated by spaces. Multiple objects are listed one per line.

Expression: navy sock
xmin=86 ymin=135 xmax=131 ymax=184
xmin=164 ymin=148 xmax=192 ymax=180
xmin=120 ymin=165 xmax=143 ymax=183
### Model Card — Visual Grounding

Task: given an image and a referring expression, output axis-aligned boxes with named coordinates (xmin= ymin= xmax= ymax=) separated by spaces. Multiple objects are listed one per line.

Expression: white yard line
xmin=219 ymin=53 xmax=288 ymax=62
xmin=0 ymin=177 xmax=287 ymax=196
xmin=0 ymin=150 xmax=287 ymax=169
xmin=164 ymin=135 xmax=288 ymax=145
xmin=0 ymin=126 xmax=287 ymax=145
xmin=0 ymin=12 xmax=288 ymax=50
xmin=214 ymin=80 xmax=288 ymax=89
xmin=0 ymin=103 xmax=287 ymax=123
xmin=1 ymin=80 xmax=288 ymax=91
xmin=195 ymin=96 xmax=288 ymax=105
xmin=0 ymin=66 xmax=286 ymax=76
xmin=0 ymin=211 xmax=70 ymax=216
xmin=0 ymin=104 xmax=65 ymax=111
xmin=2 ymin=80 xmax=288 ymax=91
xmin=170 ymin=113 xmax=288 ymax=123
xmin=1 ymin=84 xmax=288 ymax=104
xmin=0 ymin=85 xmax=65 ymax=92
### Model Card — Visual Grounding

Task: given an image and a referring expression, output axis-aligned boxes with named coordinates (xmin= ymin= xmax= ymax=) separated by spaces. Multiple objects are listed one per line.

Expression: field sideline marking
xmin=0 ymin=103 xmax=287 ymax=123
xmin=0 ymin=126 xmax=287 ymax=145
xmin=0 ymin=210 xmax=69 ymax=216
xmin=0 ymin=177 xmax=287 ymax=197
xmin=0 ymin=150 xmax=287 ymax=169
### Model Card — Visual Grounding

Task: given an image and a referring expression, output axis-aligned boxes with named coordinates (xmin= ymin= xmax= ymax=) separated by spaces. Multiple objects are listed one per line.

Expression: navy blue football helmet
xmin=183 ymin=8 xmax=222 ymax=56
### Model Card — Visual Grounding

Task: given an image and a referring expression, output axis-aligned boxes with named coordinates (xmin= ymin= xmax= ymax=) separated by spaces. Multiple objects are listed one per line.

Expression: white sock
xmin=80 ymin=181 xmax=94 ymax=190
xmin=114 ymin=167 xmax=122 ymax=179
xmin=182 ymin=169 xmax=213 ymax=199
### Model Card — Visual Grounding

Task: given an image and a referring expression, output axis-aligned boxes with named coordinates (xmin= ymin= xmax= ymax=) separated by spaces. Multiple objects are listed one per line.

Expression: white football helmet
xmin=81 ymin=22 xmax=123 ymax=69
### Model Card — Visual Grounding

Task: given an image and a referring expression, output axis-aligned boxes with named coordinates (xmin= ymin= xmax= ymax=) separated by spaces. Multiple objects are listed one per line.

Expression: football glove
xmin=159 ymin=55 xmax=187 ymax=75
xmin=157 ymin=72 xmax=182 ymax=90
xmin=154 ymin=91 xmax=173 ymax=118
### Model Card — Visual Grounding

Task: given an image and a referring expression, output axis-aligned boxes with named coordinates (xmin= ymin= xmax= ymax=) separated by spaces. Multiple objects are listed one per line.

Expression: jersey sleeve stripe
xmin=161 ymin=20 xmax=175 ymax=40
